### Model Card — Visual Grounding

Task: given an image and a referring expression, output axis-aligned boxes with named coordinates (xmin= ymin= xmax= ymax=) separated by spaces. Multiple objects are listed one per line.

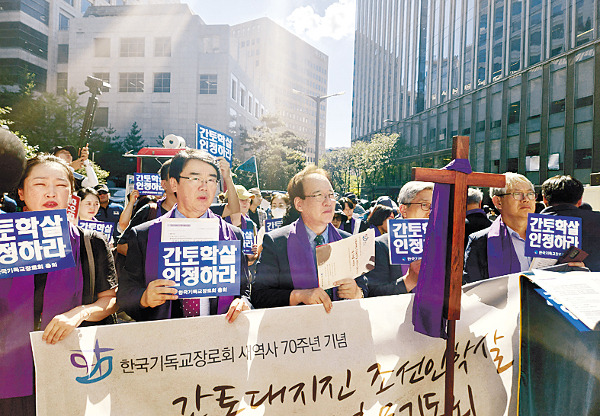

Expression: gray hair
xmin=467 ymin=187 xmax=484 ymax=205
xmin=397 ymin=181 xmax=434 ymax=205
xmin=489 ymin=172 xmax=534 ymax=198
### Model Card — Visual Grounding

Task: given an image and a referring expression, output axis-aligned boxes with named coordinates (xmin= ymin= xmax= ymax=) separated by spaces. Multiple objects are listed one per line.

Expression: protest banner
xmin=241 ymin=229 xmax=255 ymax=255
xmin=525 ymin=213 xmax=582 ymax=258
xmin=134 ymin=173 xmax=163 ymax=196
xmin=265 ymin=218 xmax=283 ymax=232
xmin=31 ymin=274 xmax=520 ymax=415
xmin=316 ymin=229 xmax=375 ymax=289
xmin=78 ymin=220 xmax=115 ymax=241
xmin=0 ymin=209 xmax=75 ymax=278
xmin=66 ymin=194 xmax=80 ymax=225
xmin=196 ymin=123 xmax=233 ymax=163
xmin=388 ymin=219 xmax=428 ymax=264
xmin=158 ymin=240 xmax=241 ymax=298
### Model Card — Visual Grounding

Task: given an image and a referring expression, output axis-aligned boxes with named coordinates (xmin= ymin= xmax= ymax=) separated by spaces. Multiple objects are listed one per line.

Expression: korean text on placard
xmin=525 ymin=213 xmax=582 ymax=258
xmin=196 ymin=124 xmax=233 ymax=163
xmin=134 ymin=173 xmax=163 ymax=196
xmin=388 ymin=219 xmax=428 ymax=264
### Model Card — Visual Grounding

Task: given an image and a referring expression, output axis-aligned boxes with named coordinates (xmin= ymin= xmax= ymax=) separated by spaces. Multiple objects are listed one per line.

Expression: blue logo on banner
xmin=196 ymin=123 xmax=233 ymax=163
xmin=78 ymin=220 xmax=115 ymax=241
xmin=134 ymin=173 xmax=163 ymax=196
xmin=0 ymin=209 xmax=75 ymax=278
xmin=70 ymin=339 xmax=114 ymax=384
xmin=525 ymin=213 xmax=582 ymax=258
xmin=158 ymin=240 xmax=241 ymax=298
xmin=388 ymin=219 xmax=428 ymax=265
xmin=265 ymin=218 xmax=283 ymax=232
xmin=241 ymin=229 xmax=254 ymax=255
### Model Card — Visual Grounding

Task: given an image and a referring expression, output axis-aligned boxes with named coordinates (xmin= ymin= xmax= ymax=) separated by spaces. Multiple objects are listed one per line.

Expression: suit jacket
xmin=540 ymin=204 xmax=600 ymax=272
xmin=252 ymin=224 xmax=368 ymax=308
xmin=465 ymin=210 xmax=492 ymax=246
xmin=463 ymin=227 xmax=491 ymax=284
xmin=117 ymin=211 xmax=250 ymax=321
xmin=341 ymin=218 xmax=369 ymax=235
xmin=364 ymin=233 xmax=409 ymax=296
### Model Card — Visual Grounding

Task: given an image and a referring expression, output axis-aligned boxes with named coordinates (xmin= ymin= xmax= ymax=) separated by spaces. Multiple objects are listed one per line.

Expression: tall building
xmin=231 ymin=18 xmax=329 ymax=163
xmin=352 ymin=0 xmax=600 ymax=185
xmin=67 ymin=3 xmax=264 ymax=152
xmin=0 ymin=0 xmax=112 ymax=92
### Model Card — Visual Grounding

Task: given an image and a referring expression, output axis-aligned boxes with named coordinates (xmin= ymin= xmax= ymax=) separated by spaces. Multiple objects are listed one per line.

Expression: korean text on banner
xmin=0 ymin=209 xmax=75 ymax=278
xmin=265 ymin=218 xmax=283 ymax=233
xmin=78 ymin=220 xmax=115 ymax=241
xmin=31 ymin=274 xmax=520 ymax=415
xmin=525 ymin=213 xmax=582 ymax=258
xmin=196 ymin=123 xmax=233 ymax=163
xmin=134 ymin=173 xmax=163 ymax=196
xmin=388 ymin=218 xmax=428 ymax=265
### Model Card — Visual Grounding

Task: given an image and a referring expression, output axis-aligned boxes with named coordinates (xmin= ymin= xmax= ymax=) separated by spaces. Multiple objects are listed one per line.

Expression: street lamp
xmin=293 ymin=89 xmax=345 ymax=166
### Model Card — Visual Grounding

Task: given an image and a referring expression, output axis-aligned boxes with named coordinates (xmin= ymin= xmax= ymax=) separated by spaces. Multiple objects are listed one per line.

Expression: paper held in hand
xmin=161 ymin=218 xmax=219 ymax=242
xmin=316 ymin=228 xmax=375 ymax=290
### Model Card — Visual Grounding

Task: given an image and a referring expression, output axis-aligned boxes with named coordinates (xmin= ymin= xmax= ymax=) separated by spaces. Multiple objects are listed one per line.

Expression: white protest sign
xmin=316 ymin=228 xmax=375 ymax=289
xmin=31 ymin=274 xmax=519 ymax=415
xmin=161 ymin=218 xmax=220 ymax=242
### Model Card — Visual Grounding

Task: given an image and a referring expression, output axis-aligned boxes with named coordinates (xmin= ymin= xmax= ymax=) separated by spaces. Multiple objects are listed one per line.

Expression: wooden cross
xmin=412 ymin=136 xmax=506 ymax=415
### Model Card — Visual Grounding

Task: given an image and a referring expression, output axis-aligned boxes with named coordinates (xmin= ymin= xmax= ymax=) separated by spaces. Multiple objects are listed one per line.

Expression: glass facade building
xmin=352 ymin=0 xmax=600 ymax=184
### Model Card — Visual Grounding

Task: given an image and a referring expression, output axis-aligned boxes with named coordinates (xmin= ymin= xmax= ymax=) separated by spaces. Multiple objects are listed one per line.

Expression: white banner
xmin=31 ymin=274 xmax=520 ymax=415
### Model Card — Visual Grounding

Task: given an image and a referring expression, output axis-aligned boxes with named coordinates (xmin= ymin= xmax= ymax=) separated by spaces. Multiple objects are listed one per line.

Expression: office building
xmin=352 ymin=0 xmax=600 ymax=184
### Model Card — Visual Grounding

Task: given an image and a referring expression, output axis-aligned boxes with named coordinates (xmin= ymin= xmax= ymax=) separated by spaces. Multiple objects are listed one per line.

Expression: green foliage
xmin=0 ymin=107 xmax=38 ymax=158
xmin=238 ymin=115 xmax=307 ymax=191
xmin=123 ymin=121 xmax=144 ymax=153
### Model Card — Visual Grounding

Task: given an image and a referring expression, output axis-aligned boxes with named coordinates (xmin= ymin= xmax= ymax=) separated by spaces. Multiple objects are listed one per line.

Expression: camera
xmin=84 ymin=76 xmax=111 ymax=93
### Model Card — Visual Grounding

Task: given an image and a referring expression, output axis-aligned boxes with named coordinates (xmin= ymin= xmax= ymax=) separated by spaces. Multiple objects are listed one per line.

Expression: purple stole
xmin=369 ymin=224 xmax=382 ymax=237
xmin=0 ymin=224 xmax=83 ymax=398
xmin=412 ymin=158 xmax=472 ymax=339
xmin=145 ymin=207 xmax=237 ymax=318
xmin=287 ymin=217 xmax=343 ymax=299
xmin=486 ymin=216 xmax=522 ymax=278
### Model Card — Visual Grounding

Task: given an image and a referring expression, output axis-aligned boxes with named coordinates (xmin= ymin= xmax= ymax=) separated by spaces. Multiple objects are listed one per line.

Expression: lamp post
xmin=293 ymin=89 xmax=345 ymax=166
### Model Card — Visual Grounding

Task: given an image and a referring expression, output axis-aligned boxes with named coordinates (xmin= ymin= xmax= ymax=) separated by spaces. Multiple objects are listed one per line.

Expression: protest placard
xmin=78 ymin=220 xmax=115 ymax=241
xmin=196 ymin=123 xmax=233 ymax=163
xmin=388 ymin=218 xmax=428 ymax=264
xmin=134 ymin=173 xmax=163 ymax=196
xmin=31 ymin=274 xmax=520 ymax=415
xmin=525 ymin=213 xmax=582 ymax=258
xmin=316 ymin=228 xmax=375 ymax=289
xmin=265 ymin=218 xmax=283 ymax=233
xmin=66 ymin=194 xmax=80 ymax=225
xmin=0 ymin=209 xmax=75 ymax=278
xmin=158 ymin=240 xmax=241 ymax=298
xmin=241 ymin=229 xmax=254 ymax=255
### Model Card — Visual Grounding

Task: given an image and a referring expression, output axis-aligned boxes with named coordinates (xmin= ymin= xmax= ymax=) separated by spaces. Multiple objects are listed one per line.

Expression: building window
xmin=0 ymin=22 xmax=48 ymax=59
xmin=240 ymin=86 xmax=246 ymax=107
xmin=120 ymin=38 xmax=144 ymax=57
xmin=57 ymin=44 xmax=68 ymax=63
xmin=81 ymin=0 xmax=91 ymax=13
xmin=231 ymin=76 xmax=237 ymax=100
xmin=58 ymin=14 xmax=69 ymax=31
xmin=94 ymin=38 xmax=110 ymax=57
xmin=199 ymin=74 xmax=217 ymax=94
xmin=154 ymin=37 xmax=171 ymax=57
xmin=20 ymin=0 xmax=49 ymax=25
xmin=92 ymin=72 xmax=110 ymax=92
xmin=119 ymin=73 xmax=144 ymax=92
xmin=93 ymin=107 xmax=108 ymax=128
xmin=153 ymin=72 xmax=170 ymax=93
xmin=63 ymin=0 xmax=73 ymax=5
xmin=56 ymin=72 xmax=67 ymax=95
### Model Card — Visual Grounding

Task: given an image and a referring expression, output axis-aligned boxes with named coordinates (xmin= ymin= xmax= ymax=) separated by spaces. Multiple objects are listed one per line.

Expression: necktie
xmin=314 ymin=234 xmax=333 ymax=299
xmin=182 ymin=298 xmax=200 ymax=317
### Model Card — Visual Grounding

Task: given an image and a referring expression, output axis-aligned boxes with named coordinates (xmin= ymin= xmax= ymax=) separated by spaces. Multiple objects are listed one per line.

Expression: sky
xmin=185 ymin=0 xmax=356 ymax=149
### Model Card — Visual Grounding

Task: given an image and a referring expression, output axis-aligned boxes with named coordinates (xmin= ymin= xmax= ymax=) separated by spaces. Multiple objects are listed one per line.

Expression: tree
xmin=123 ymin=121 xmax=144 ymax=153
xmin=239 ymin=115 xmax=307 ymax=191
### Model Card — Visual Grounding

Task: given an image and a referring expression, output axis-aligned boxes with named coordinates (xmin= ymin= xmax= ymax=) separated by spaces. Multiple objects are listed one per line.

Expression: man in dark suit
xmin=117 ymin=149 xmax=250 ymax=323
xmin=465 ymin=187 xmax=492 ymax=246
xmin=540 ymin=175 xmax=600 ymax=272
xmin=252 ymin=166 xmax=367 ymax=312
xmin=365 ymin=181 xmax=433 ymax=296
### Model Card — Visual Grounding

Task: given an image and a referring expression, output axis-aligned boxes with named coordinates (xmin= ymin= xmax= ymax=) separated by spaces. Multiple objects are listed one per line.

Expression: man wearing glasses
xmin=463 ymin=173 xmax=537 ymax=284
xmin=252 ymin=165 xmax=367 ymax=312
xmin=117 ymin=149 xmax=250 ymax=323
xmin=365 ymin=181 xmax=434 ymax=296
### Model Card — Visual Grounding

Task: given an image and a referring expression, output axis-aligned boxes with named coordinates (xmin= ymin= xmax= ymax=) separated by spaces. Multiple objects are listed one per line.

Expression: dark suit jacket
xmin=117 ymin=215 xmax=250 ymax=321
xmin=364 ymin=234 xmax=409 ymax=296
xmin=463 ymin=227 xmax=491 ymax=284
xmin=540 ymin=204 xmax=600 ymax=272
xmin=465 ymin=210 xmax=492 ymax=246
xmin=341 ymin=218 xmax=369 ymax=234
xmin=252 ymin=224 xmax=368 ymax=308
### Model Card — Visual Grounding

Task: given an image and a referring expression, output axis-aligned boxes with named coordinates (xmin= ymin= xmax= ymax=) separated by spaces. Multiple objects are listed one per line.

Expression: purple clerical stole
xmin=287 ymin=217 xmax=343 ymax=300
xmin=412 ymin=158 xmax=472 ymax=339
xmin=145 ymin=207 xmax=237 ymax=319
xmin=486 ymin=216 xmax=522 ymax=278
xmin=0 ymin=223 xmax=83 ymax=399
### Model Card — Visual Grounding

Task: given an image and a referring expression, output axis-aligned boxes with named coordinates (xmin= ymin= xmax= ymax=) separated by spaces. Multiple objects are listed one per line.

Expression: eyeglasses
xmin=498 ymin=191 xmax=536 ymax=201
xmin=304 ymin=192 xmax=336 ymax=203
xmin=405 ymin=202 xmax=432 ymax=211
xmin=179 ymin=176 xmax=218 ymax=186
